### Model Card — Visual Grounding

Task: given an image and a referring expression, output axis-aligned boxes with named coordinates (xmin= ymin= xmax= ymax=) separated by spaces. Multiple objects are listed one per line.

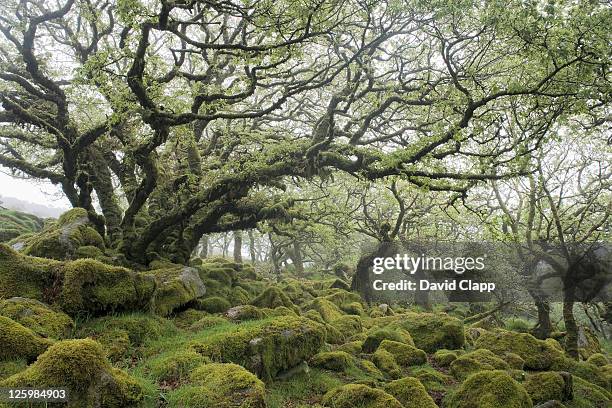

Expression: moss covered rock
xmin=330 ymin=315 xmax=363 ymax=340
xmin=225 ymin=305 xmax=265 ymax=321
xmin=166 ymin=363 xmax=265 ymax=408
xmin=383 ymin=377 xmax=438 ymax=408
xmin=149 ymin=266 xmax=207 ymax=316
xmin=311 ymin=351 xmax=354 ymax=371
xmin=304 ymin=297 xmax=345 ymax=322
xmin=142 ymin=349 xmax=208 ymax=384
xmin=0 ymin=297 xmax=73 ymax=339
xmin=378 ymin=340 xmax=427 ymax=367
xmin=251 ymin=286 xmax=294 ymax=309
xmin=59 ymin=259 xmax=155 ymax=316
xmin=362 ymin=327 xmax=414 ymax=353
xmin=22 ymin=208 xmax=105 ymax=260
xmin=336 ymin=340 xmax=363 ymax=355
xmin=189 ymin=316 xmax=325 ymax=381
xmin=0 ymin=339 xmax=143 ymax=407
xmin=523 ymin=372 xmax=572 ymax=405
xmin=372 ymin=349 xmax=402 ymax=379
xmin=322 ymin=383 xmax=403 ymax=408
xmin=376 ymin=312 xmax=464 ymax=353
xmin=0 ymin=316 xmax=53 ymax=362
xmin=190 ymin=316 xmax=228 ymax=331
xmin=0 ymin=244 xmax=60 ymax=300
xmin=341 ymin=301 xmax=365 ymax=316
xmin=77 ymin=313 xmax=175 ymax=362
xmin=445 ymin=370 xmax=532 ymax=408
xmin=0 ymin=359 xmax=27 ymax=381
xmin=570 ymin=375 xmax=611 ymax=407
xmin=475 ymin=329 xmax=564 ymax=370
xmin=194 ymin=296 xmax=231 ymax=314
xmin=450 ymin=348 xmax=510 ymax=380
xmin=433 ymin=349 xmax=458 ymax=367
xmin=586 ymin=353 xmax=609 ymax=367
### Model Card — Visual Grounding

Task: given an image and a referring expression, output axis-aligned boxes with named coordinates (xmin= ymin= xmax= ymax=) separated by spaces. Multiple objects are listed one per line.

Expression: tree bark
xmin=563 ymin=286 xmax=579 ymax=359
xmin=233 ymin=230 xmax=243 ymax=263
xmin=290 ymin=240 xmax=304 ymax=276
xmin=248 ymin=230 xmax=256 ymax=264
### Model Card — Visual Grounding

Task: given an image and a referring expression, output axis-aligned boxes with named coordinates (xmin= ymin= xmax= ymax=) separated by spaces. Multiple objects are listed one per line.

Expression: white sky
xmin=0 ymin=166 xmax=70 ymax=209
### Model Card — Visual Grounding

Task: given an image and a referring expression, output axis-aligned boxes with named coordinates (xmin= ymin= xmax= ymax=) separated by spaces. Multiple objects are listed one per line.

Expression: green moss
xmin=550 ymin=357 xmax=608 ymax=389
xmin=195 ymin=296 xmax=231 ymax=313
xmin=266 ymin=367 xmax=342 ymax=407
xmin=172 ymin=308 xmax=208 ymax=329
xmin=362 ymin=327 xmax=414 ymax=353
xmin=0 ymin=360 xmax=27 ymax=381
xmin=320 ymin=289 xmax=362 ymax=307
xmin=0 ymin=244 xmax=60 ymax=300
xmin=0 ymin=316 xmax=53 ymax=362
xmin=411 ymin=366 xmax=454 ymax=394
xmin=372 ymin=349 xmax=402 ymax=379
xmin=0 ymin=297 xmax=73 ymax=339
xmin=474 ymin=329 xmax=564 ymax=370
xmin=251 ymin=286 xmax=295 ymax=309
xmin=59 ymin=259 xmax=155 ymax=316
xmin=330 ymin=315 xmax=363 ymax=340
xmin=22 ymin=208 xmax=105 ymax=260
xmin=523 ymin=372 xmax=570 ymax=405
xmin=182 ymin=363 xmax=266 ymax=408
xmin=142 ymin=349 xmax=208 ymax=384
xmin=226 ymin=304 xmax=265 ymax=321
xmin=311 ymin=351 xmax=354 ymax=372
xmin=74 ymin=245 xmax=105 ymax=260
xmin=450 ymin=348 xmax=510 ymax=380
xmin=377 ymin=312 xmax=464 ymax=353
xmin=378 ymin=340 xmax=427 ymax=367
xmin=265 ymin=305 xmax=298 ymax=317
xmin=231 ymin=286 xmax=252 ymax=305
xmin=149 ymin=266 xmax=207 ymax=316
xmin=322 ymin=383 xmax=403 ymax=408
xmin=304 ymin=309 xmax=325 ymax=324
xmin=587 ymin=353 xmax=609 ymax=367
xmin=189 ymin=316 xmax=325 ymax=381
xmin=190 ymin=316 xmax=228 ymax=331
xmin=323 ymin=323 xmax=345 ymax=344
xmin=358 ymin=360 xmax=384 ymax=379
xmin=433 ymin=349 xmax=458 ymax=367
xmin=502 ymin=352 xmax=526 ymax=370
xmin=383 ymin=377 xmax=438 ymax=408
xmin=341 ymin=302 xmax=365 ymax=316
xmin=305 ymin=298 xmax=345 ymax=322
xmin=445 ymin=370 xmax=532 ymax=408
xmin=0 ymin=339 xmax=143 ymax=406
xmin=568 ymin=376 xmax=611 ymax=407
xmin=336 ymin=341 xmax=363 ymax=355
xmin=77 ymin=313 xmax=175 ymax=362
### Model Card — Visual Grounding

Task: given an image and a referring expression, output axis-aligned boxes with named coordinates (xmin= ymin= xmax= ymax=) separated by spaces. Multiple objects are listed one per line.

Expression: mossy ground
xmin=0 ymin=239 xmax=610 ymax=407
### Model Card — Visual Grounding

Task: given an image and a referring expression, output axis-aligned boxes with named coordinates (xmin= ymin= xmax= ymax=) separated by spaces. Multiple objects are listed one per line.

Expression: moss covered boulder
xmin=194 ymin=296 xmax=231 ymax=313
xmin=376 ymin=312 xmax=464 ymax=352
xmin=0 ymin=339 xmax=143 ymax=407
xmin=523 ymin=372 xmax=573 ymax=405
xmin=0 ymin=244 xmax=59 ymax=300
xmin=226 ymin=305 xmax=265 ymax=321
xmin=59 ymin=259 xmax=155 ymax=316
xmin=304 ymin=297 xmax=345 ymax=322
xmin=330 ymin=315 xmax=363 ymax=340
xmin=149 ymin=266 xmax=207 ymax=316
xmin=377 ymin=340 xmax=427 ymax=367
xmin=0 ymin=297 xmax=73 ymax=339
xmin=383 ymin=377 xmax=438 ymax=408
xmin=21 ymin=208 xmax=105 ymax=260
xmin=0 ymin=208 xmax=44 ymax=243
xmin=141 ymin=349 xmax=208 ymax=384
xmin=0 ymin=316 xmax=53 ymax=362
xmin=475 ymin=329 xmax=564 ymax=370
xmin=77 ymin=313 xmax=176 ymax=362
xmin=251 ymin=286 xmax=294 ymax=309
xmin=189 ymin=316 xmax=325 ymax=381
xmin=450 ymin=348 xmax=510 ymax=380
xmin=433 ymin=349 xmax=459 ymax=367
xmin=322 ymin=383 xmax=403 ymax=408
xmin=372 ymin=349 xmax=402 ymax=379
xmin=311 ymin=351 xmax=354 ymax=372
xmin=445 ymin=370 xmax=532 ymax=408
xmin=362 ymin=326 xmax=414 ymax=353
